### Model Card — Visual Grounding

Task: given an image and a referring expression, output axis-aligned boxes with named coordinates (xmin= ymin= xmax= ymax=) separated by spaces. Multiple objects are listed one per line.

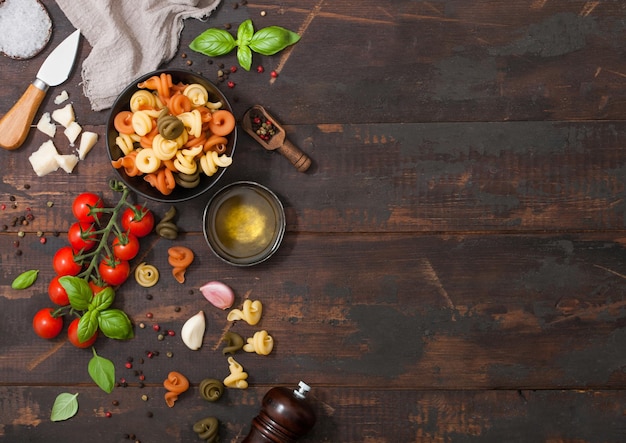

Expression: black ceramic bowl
xmin=203 ymin=181 xmax=286 ymax=266
xmin=106 ymin=69 xmax=237 ymax=203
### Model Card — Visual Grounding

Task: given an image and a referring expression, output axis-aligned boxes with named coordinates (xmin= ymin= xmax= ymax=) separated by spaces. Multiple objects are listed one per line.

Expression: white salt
xmin=0 ymin=0 xmax=52 ymax=59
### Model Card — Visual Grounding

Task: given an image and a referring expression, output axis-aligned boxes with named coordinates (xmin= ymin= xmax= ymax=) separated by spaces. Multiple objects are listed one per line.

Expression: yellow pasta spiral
xmin=151 ymin=134 xmax=179 ymax=160
xmin=116 ymin=133 xmax=135 ymax=155
xmin=227 ymin=299 xmax=263 ymax=326
xmin=131 ymin=110 xmax=154 ymax=136
xmin=199 ymin=151 xmax=232 ymax=177
xmin=135 ymin=262 xmax=160 ymax=288
xmin=135 ymin=148 xmax=162 ymax=173
xmin=243 ymin=330 xmax=274 ymax=355
xmin=174 ymin=151 xmax=198 ymax=175
xmin=183 ymin=83 xmax=209 ymax=106
xmin=177 ymin=109 xmax=202 ymax=138
xmin=129 ymin=90 xmax=157 ymax=112
xmin=223 ymin=356 xmax=248 ymax=389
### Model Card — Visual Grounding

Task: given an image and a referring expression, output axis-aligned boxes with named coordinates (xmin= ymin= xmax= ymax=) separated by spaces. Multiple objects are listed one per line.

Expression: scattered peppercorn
xmin=166 ymin=351 xmax=173 ymax=358
xmin=230 ymin=65 xmax=237 ymax=73
xmin=46 ymin=201 xmax=54 ymax=207
xmin=257 ymin=65 xmax=264 ymax=73
xmin=125 ymin=362 xmax=133 ymax=369
xmin=228 ymin=81 xmax=235 ymax=88
xmin=24 ymin=184 xmax=30 ymax=189
xmin=271 ymin=70 xmax=278 ymax=78
xmin=9 ymin=196 xmax=15 ymax=201
xmin=186 ymin=60 xmax=192 ymax=66
xmin=232 ymin=2 xmax=238 ymax=9
xmin=146 ymin=411 xmax=153 ymax=418
xmin=261 ymin=10 xmax=266 ymax=16
xmin=141 ymin=394 xmax=148 ymax=401
xmin=145 ymin=294 xmax=153 ymax=300
xmin=139 ymin=323 xmax=145 ymax=329
xmin=112 ymin=400 xmax=119 ymax=406
xmin=181 ymin=53 xmax=187 ymax=58
xmin=224 ymin=23 xmax=231 ymax=30
xmin=174 ymin=306 xmax=181 ymax=312
xmin=157 ymin=334 xmax=164 ymax=341
xmin=39 ymin=237 xmax=47 ymax=244
xmin=146 ymin=312 xmax=153 ymax=319
xmin=105 ymin=411 xmax=112 ymax=418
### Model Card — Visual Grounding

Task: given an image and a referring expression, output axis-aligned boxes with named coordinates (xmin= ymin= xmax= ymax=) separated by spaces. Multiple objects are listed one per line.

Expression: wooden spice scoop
xmin=242 ymin=105 xmax=311 ymax=172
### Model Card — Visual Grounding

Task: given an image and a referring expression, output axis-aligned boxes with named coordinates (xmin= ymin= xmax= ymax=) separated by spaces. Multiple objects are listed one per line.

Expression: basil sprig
xmin=189 ymin=19 xmax=300 ymax=71
xmin=60 ymin=276 xmax=133 ymax=343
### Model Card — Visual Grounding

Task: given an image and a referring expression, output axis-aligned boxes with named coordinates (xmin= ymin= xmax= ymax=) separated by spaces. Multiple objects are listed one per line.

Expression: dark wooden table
xmin=2 ymin=1 xmax=626 ymax=441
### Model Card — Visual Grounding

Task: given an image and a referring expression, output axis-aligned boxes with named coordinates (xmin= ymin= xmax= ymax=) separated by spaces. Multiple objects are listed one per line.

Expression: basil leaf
xmin=250 ymin=26 xmax=301 ymax=56
xmin=78 ymin=311 xmax=99 ymax=344
xmin=60 ymin=276 xmax=92 ymax=311
xmin=50 ymin=393 xmax=79 ymax=422
xmin=88 ymin=348 xmax=115 ymax=393
xmin=237 ymin=44 xmax=253 ymax=71
xmin=11 ymin=269 xmax=39 ymax=289
xmin=237 ymin=19 xmax=254 ymax=46
xmin=98 ymin=309 xmax=134 ymax=340
xmin=92 ymin=286 xmax=115 ymax=312
xmin=189 ymin=28 xmax=236 ymax=57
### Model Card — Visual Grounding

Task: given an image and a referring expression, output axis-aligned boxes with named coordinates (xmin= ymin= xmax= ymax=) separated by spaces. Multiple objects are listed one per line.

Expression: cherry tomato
xmin=112 ymin=233 xmax=140 ymax=261
xmin=68 ymin=318 xmax=98 ymax=348
xmin=33 ymin=308 xmax=64 ymax=339
xmin=48 ymin=275 xmax=70 ymax=306
xmin=99 ymin=257 xmax=130 ymax=286
xmin=68 ymin=221 xmax=98 ymax=253
xmin=72 ymin=192 xmax=104 ymax=223
xmin=89 ymin=280 xmax=108 ymax=296
xmin=53 ymin=246 xmax=82 ymax=276
xmin=120 ymin=205 xmax=154 ymax=238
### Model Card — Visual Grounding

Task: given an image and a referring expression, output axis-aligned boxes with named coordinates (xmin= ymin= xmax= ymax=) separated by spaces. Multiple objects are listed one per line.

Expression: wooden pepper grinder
xmin=242 ymin=381 xmax=316 ymax=443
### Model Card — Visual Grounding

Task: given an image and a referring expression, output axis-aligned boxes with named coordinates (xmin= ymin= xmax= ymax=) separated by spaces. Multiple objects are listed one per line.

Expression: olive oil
xmin=204 ymin=182 xmax=285 ymax=266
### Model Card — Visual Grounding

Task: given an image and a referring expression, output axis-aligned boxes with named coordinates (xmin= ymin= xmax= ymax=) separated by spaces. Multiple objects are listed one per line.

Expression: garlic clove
xmin=200 ymin=281 xmax=235 ymax=310
xmin=181 ymin=311 xmax=205 ymax=350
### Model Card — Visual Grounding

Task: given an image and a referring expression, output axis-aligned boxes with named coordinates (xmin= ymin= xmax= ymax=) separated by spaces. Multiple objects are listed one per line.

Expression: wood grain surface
xmin=1 ymin=1 xmax=625 ymax=442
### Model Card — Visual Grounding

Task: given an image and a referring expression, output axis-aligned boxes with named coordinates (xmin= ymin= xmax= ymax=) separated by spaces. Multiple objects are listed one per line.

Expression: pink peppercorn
xmin=105 ymin=411 xmax=112 ymax=418
xmin=125 ymin=362 xmax=132 ymax=369
xmin=168 ymin=330 xmax=175 ymax=336
xmin=153 ymin=324 xmax=160 ymax=332
xmin=230 ymin=65 xmax=237 ymax=73
xmin=256 ymin=65 xmax=264 ymax=73
xmin=227 ymin=81 xmax=236 ymax=88
xmin=39 ymin=237 xmax=47 ymax=244
xmin=146 ymin=312 xmax=153 ymax=319
xmin=270 ymin=70 xmax=278 ymax=78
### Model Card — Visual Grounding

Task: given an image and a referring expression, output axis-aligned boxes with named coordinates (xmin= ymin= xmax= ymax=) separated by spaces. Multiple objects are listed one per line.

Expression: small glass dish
xmin=203 ymin=181 xmax=286 ymax=266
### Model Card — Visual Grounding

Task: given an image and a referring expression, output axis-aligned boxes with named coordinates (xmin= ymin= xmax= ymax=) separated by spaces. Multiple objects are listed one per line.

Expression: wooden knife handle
xmin=0 ymin=84 xmax=46 ymax=150
xmin=277 ymin=139 xmax=312 ymax=172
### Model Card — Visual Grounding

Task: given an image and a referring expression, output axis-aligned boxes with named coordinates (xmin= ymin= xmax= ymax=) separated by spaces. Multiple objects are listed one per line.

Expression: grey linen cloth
xmin=56 ymin=0 xmax=221 ymax=111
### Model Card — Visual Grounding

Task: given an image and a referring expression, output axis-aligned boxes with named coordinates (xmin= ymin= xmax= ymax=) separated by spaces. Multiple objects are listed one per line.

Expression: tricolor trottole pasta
xmin=111 ymin=73 xmax=235 ymax=196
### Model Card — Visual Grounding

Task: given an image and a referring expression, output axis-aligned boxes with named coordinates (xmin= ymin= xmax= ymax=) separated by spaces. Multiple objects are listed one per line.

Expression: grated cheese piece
xmin=78 ymin=131 xmax=98 ymax=160
xmin=54 ymin=90 xmax=69 ymax=105
xmin=29 ymin=140 xmax=60 ymax=177
xmin=51 ymin=103 xmax=75 ymax=128
xmin=36 ymin=112 xmax=56 ymax=138
xmin=56 ymin=154 xmax=80 ymax=173
xmin=64 ymin=121 xmax=82 ymax=145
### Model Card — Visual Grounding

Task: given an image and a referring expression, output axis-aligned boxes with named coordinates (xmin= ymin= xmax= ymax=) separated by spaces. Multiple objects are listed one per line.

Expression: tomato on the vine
xmin=53 ymin=246 xmax=82 ymax=276
xmin=33 ymin=308 xmax=64 ymax=339
xmin=48 ymin=275 xmax=70 ymax=306
xmin=112 ymin=232 xmax=140 ymax=261
xmin=120 ymin=205 xmax=154 ymax=238
xmin=68 ymin=318 xmax=98 ymax=348
xmin=99 ymin=257 xmax=130 ymax=286
xmin=68 ymin=221 xmax=98 ymax=253
xmin=72 ymin=192 xmax=104 ymax=224
xmin=89 ymin=280 xmax=108 ymax=296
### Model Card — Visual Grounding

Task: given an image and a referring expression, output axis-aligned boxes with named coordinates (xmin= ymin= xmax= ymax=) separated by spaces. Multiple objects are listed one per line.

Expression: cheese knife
xmin=0 ymin=29 xmax=81 ymax=150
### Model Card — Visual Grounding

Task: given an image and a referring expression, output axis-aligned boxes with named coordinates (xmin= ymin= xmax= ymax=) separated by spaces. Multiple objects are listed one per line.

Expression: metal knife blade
xmin=36 ymin=29 xmax=81 ymax=89
xmin=0 ymin=29 xmax=81 ymax=150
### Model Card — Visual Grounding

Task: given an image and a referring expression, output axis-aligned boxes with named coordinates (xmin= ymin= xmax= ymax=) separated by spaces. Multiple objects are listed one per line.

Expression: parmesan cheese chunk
xmin=36 ymin=112 xmax=56 ymax=138
xmin=51 ymin=103 xmax=75 ymax=128
xmin=54 ymin=90 xmax=69 ymax=105
xmin=29 ymin=140 xmax=60 ymax=177
xmin=78 ymin=131 xmax=98 ymax=160
xmin=56 ymin=154 xmax=80 ymax=173
xmin=64 ymin=121 xmax=82 ymax=145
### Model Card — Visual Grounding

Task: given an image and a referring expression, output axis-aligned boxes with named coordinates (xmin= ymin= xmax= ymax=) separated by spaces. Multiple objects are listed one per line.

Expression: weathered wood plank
xmin=2 ymin=233 xmax=625 ymax=388
xmin=4 ymin=1 xmax=626 ymax=126
xmin=1 ymin=386 xmax=624 ymax=442
xmin=2 ymin=120 xmax=626 ymax=234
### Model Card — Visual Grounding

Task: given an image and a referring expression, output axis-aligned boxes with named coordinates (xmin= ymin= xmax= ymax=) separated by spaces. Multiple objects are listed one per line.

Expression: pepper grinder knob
xmin=241 ymin=381 xmax=316 ymax=443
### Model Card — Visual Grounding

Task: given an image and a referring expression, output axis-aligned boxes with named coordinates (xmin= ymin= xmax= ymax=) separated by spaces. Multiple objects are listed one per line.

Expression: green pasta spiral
xmin=155 ymin=206 xmax=179 ymax=240
xmin=193 ymin=417 xmax=219 ymax=442
xmin=199 ymin=378 xmax=224 ymax=402
xmin=157 ymin=108 xmax=184 ymax=140
xmin=222 ymin=331 xmax=244 ymax=355
xmin=174 ymin=167 xmax=201 ymax=189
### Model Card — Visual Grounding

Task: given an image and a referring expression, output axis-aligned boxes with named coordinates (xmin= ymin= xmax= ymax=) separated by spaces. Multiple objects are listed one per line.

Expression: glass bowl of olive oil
xmin=203 ymin=181 xmax=286 ymax=266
